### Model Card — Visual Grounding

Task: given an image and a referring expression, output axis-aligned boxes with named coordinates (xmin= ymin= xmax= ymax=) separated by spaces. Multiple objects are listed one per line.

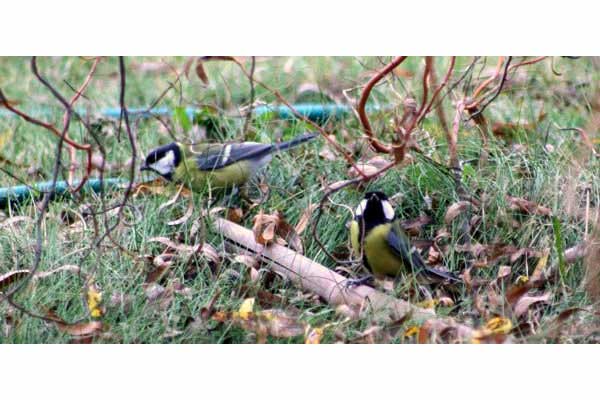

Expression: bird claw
xmin=343 ymin=275 xmax=374 ymax=289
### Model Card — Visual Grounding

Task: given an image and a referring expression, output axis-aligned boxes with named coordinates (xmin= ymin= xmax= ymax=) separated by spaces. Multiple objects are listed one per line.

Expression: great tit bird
xmin=140 ymin=132 xmax=317 ymax=192
xmin=350 ymin=191 xmax=460 ymax=284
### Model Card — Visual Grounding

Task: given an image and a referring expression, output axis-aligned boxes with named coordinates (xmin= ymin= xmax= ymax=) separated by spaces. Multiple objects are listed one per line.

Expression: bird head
xmin=140 ymin=142 xmax=182 ymax=180
xmin=354 ymin=191 xmax=395 ymax=225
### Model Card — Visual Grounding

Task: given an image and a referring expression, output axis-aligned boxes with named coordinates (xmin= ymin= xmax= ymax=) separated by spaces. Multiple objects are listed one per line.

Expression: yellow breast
xmin=350 ymin=222 xmax=405 ymax=278
xmin=174 ymin=160 xmax=252 ymax=192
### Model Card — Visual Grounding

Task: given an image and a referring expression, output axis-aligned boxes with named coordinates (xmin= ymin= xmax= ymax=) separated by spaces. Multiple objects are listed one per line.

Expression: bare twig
xmin=357 ymin=56 xmax=407 ymax=154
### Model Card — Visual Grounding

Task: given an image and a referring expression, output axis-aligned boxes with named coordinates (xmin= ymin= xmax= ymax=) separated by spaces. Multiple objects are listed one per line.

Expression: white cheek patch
xmin=354 ymin=199 xmax=368 ymax=217
xmin=381 ymin=200 xmax=395 ymax=220
xmin=150 ymin=150 xmax=175 ymax=176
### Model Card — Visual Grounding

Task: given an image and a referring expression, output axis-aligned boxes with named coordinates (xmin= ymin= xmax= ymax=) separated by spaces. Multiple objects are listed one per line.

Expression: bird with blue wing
xmin=141 ymin=132 xmax=317 ymax=192
xmin=349 ymin=191 xmax=461 ymax=286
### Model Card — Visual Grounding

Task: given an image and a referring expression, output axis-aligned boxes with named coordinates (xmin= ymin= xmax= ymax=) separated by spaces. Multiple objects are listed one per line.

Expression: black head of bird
xmin=354 ymin=191 xmax=395 ymax=230
xmin=140 ymin=142 xmax=182 ymax=181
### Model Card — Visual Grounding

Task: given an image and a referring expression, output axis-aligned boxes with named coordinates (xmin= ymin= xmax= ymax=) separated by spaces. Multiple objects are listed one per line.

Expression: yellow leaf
xmin=485 ymin=317 xmax=512 ymax=334
xmin=515 ymin=275 xmax=529 ymax=285
xmin=0 ymin=129 xmax=13 ymax=152
xmin=87 ymin=283 xmax=104 ymax=319
xmin=416 ymin=299 xmax=439 ymax=309
xmin=238 ymin=298 xmax=255 ymax=320
xmin=472 ymin=317 xmax=512 ymax=343
xmin=531 ymin=249 xmax=550 ymax=281
xmin=404 ymin=326 xmax=420 ymax=338
xmin=305 ymin=327 xmax=324 ymax=344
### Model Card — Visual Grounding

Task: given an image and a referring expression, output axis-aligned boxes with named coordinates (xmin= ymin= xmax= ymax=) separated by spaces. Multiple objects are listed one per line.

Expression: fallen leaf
xmin=348 ymin=156 xmax=391 ymax=178
xmin=148 ymin=237 xmax=199 ymax=253
xmin=213 ymin=302 xmax=305 ymax=343
xmin=531 ymin=249 xmax=550 ymax=282
xmin=0 ymin=129 xmax=14 ymax=151
xmin=506 ymin=196 xmax=552 ymax=216
xmin=294 ymin=204 xmax=318 ymax=235
xmin=305 ymin=327 xmax=324 ymax=344
xmin=514 ymin=292 xmax=551 ymax=318
xmin=0 ymin=216 xmax=32 ymax=230
xmin=497 ymin=266 xmax=512 ymax=280
xmin=167 ymin=199 xmax=194 ymax=226
xmin=0 ymin=270 xmax=30 ymax=292
xmin=444 ymin=201 xmax=473 ymax=224
xmin=87 ymin=282 xmax=104 ymax=319
xmin=471 ymin=317 xmax=512 ymax=343
xmin=252 ymin=210 xmax=279 ymax=245
xmin=33 ymin=264 xmax=82 ymax=280
xmin=226 ymin=208 xmax=244 ymax=223
xmin=404 ymin=326 xmax=420 ymax=338
xmin=400 ymin=214 xmax=433 ymax=236
xmin=157 ymin=184 xmax=186 ymax=212
xmin=233 ymin=255 xmax=260 ymax=270
xmin=195 ymin=61 xmax=210 ymax=85
xmin=319 ymin=147 xmax=337 ymax=161
xmin=238 ymin=298 xmax=255 ymax=319
xmin=252 ymin=210 xmax=303 ymax=252
xmin=57 ymin=321 xmax=104 ymax=338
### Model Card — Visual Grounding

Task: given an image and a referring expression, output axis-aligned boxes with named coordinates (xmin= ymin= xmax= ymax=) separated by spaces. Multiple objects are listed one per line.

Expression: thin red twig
xmin=357 ymin=56 xmax=408 ymax=154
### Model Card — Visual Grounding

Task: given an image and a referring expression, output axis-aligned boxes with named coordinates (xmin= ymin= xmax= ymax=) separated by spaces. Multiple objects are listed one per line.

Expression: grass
xmin=0 ymin=56 xmax=599 ymax=343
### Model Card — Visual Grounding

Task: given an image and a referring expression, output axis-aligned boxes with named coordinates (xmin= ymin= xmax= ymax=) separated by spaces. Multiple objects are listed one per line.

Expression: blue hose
xmin=0 ymin=178 xmax=127 ymax=207
xmin=1 ymin=103 xmax=378 ymax=122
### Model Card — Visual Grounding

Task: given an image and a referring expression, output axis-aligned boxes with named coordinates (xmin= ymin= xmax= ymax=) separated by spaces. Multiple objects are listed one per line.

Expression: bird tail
xmin=411 ymin=253 xmax=462 ymax=284
xmin=274 ymin=132 xmax=318 ymax=152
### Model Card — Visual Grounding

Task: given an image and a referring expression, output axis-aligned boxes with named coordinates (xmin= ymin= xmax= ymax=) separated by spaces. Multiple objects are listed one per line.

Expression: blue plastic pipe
xmin=0 ymin=178 xmax=127 ymax=207
xmin=0 ymin=103 xmax=378 ymax=122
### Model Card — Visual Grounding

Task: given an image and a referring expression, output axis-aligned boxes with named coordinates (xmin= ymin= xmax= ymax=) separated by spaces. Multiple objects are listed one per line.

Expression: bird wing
xmin=194 ymin=142 xmax=274 ymax=171
xmin=386 ymin=223 xmax=460 ymax=283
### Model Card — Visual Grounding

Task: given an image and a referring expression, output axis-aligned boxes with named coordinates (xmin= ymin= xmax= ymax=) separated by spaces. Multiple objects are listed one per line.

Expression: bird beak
xmin=140 ymin=162 xmax=150 ymax=172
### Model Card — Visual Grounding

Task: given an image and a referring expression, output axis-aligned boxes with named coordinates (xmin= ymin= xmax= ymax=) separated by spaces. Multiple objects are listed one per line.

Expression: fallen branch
xmin=214 ymin=217 xmax=478 ymax=342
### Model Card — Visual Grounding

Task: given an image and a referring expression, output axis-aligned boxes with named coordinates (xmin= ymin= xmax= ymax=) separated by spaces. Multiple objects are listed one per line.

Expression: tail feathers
xmin=410 ymin=252 xmax=461 ymax=283
xmin=421 ymin=266 xmax=461 ymax=283
xmin=274 ymin=132 xmax=318 ymax=152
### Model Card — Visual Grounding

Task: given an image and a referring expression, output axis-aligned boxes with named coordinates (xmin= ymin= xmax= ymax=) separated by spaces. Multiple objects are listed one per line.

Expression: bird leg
xmin=343 ymin=275 xmax=375 ymax=289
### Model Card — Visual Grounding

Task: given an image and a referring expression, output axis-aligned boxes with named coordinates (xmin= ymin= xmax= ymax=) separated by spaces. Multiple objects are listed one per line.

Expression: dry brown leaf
xmin=57 ymin=321 xmax=104 ymax=337
xmin=444 ymin=201 xmax=473 ymax=224
xmin=33 ymin=264 xmax=81 ymax=280
xmin=148 ymin=237 xmax=199 ymax=253
xmin=0 ymin=216 xmax=32 ymax=230
xmin=233 ymin=255 xmax=260 ymax=270
xmin=497 ymin=265 xmax=512 ymax=280
xmin=514 ymin=292 xmax=551 ymax=318
xmin=319 ymin=146 xmax=337 ymax=161
xmin=195 ymin=61 xmax=209 ymax=85
xmin=212 ymin=299 xmax=305 ymax=343
xmin=294 ymin=204 xmax=318 ymax=235
xmin=0 ymin=270 xmax=30 ymax=292
xmin=252 ymin=210 xmax=303 ymax=252
xmin=348 ymin=156 xmax=391 ymax=178
xmin=146 ymin=257 xmax=173 ymax=284
xmin=471 ymin=317 xmax=512 ymax=344
xmin=252 ymin=210 xmax=279 ymax=245
xmin=226 ymin=207 xmax=244 ymax=223
xmin=167 ymin=199 xmax=194 ymax=226
xmin=506 ymin=196 xmax=552 ymax=216
xmin=47 ymin=309 xmax=104 ymax=338
xmin=158 ymin=184 xmax=186 ymax=212
xmin=201 ymin=243 xmax=221 ymax=266
xmin=400 ymin=215 xmax=433 ymax=236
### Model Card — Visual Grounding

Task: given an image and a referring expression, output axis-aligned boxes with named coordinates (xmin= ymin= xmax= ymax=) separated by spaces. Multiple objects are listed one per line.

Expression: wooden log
xmin=214 ymin=217 xmax=477 ymax=342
